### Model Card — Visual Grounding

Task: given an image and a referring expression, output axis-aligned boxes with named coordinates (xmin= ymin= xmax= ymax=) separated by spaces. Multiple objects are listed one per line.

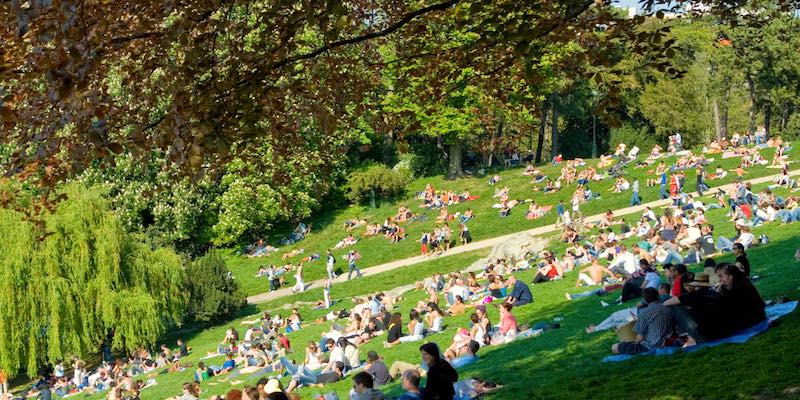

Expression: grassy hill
xmin=78 ymin=176 xmax=800 ymax=400
xmin=228 ymin=146 xmax=797 ymax=297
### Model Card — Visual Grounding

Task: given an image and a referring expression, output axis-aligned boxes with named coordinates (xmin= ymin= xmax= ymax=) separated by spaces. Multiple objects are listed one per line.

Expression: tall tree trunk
xmin=447 ymin=142 xmax=463 ymax=179
xmin=780 ymin=100 xmax=791 ymax=133
xmin=535 ymin=102 xmax=548 ymax=164
xmin=551 ymin=100 xmax=559 ymax=159
xmin=713 ymin=98 xmax=723 ymax=139
xmin=720 ymin=89 xmax=730 ymax=139
xmin=764 ymin=99 xmax=772 ymax=137
xmin=746 ymin=75 xmax=757 ymax=135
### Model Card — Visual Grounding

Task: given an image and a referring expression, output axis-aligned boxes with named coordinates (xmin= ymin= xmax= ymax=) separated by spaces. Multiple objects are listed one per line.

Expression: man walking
xmin=347 ymin=250 xmax=363 ymax=280
xmin=630 ymin=178 xmax=641 ymax=206
xmin=326 ymin=249 xmax=337 ymax=279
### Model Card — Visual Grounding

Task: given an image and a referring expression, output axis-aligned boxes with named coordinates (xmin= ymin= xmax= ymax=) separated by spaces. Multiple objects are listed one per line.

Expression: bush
xmin=345 ymin=163 xmax=408 ymax=207
xmin=609 ymin=122 xmax=659 ymax=152
xmin=784 ymin=114 xmax=800 ymax=141
xmin=184 ymin=251 xmax=245 ymax=323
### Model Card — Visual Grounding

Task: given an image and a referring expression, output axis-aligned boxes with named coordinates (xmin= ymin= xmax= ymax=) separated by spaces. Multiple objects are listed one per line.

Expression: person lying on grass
xmin=284 ymin=360 xmax=344 ymax=392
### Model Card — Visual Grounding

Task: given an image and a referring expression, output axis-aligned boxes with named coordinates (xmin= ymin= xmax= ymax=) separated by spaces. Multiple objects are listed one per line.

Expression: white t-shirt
xmin=738 ymin=232 xmax=755 ymax=248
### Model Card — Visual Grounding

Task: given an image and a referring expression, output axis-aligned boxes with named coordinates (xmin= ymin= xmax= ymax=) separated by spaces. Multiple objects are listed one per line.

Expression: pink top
xmin=499 ymin=311 xmax=518 ymax=334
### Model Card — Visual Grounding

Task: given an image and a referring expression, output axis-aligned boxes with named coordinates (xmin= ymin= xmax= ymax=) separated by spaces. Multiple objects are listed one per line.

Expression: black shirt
xmin=736 ymin=254 xmax=751 ymax=277
xmin=422 ymin=359 xmax=458 ymax=400
xmin=315 ymin=371 xmax=342 ymax=384
xmin=697 ymin=234 xmax=715 ymax=256
xmin=678 ymin=288 xmax=725 ymax=340
xmin=387 ymin=323 xmax=403 ymax=343
xmin=719 ymin=283 xmax=766 ymax=335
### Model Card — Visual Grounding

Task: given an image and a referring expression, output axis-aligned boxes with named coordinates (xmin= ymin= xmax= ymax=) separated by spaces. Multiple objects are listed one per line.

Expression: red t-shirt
xmin=671 ymin=275 xmax=683 ymax=297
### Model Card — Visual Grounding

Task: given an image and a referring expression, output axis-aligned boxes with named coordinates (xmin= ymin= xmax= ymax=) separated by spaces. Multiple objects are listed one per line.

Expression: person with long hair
xmin=384 ymin=313 xmax=403 ymax=347
xmin=716 ymin=263 xmax=766 ymax=335
xmin=419 ymin=343 xmax=457 ymax=400
xmin=426 ymin=302 xmax=445 ymax=333
xmin=387 ymin=310 xmax=425 ymax=347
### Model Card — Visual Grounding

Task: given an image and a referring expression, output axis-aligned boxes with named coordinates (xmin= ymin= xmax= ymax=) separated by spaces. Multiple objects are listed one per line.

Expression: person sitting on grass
xmin=284 ymin=360 xmax=344 ymax=392
xmin=349 ymin=371 xmax=385 ymax=400
xmin=574 ymin=257 xmax=618 ymax=287
xmin=209 ymin=354 xmax=236 ymax=375
xmin=397 ymin=370 xmax=422 ymax=400
xmin=532 ymin=256 xmax=563 ymax=284
xmin=419 ymin=343 xmax=458 ymax=400
xmin=505 ymin=275 xmax=533 ymax=307
xmin=716 ymin=263 xmax=767 ymax=335
xmin=490 ymin=303 xmax=518 ymax=345
xmin=448 ymin=340 xmax=480 ymax=369
xmin=662 ymin=273 xmax=725 ymax=347
xmin=611 ymin=288 xmax=675 ymax=355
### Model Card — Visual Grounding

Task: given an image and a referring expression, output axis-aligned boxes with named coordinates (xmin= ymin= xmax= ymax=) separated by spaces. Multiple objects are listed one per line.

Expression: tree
xmin=0 ymin=0 xmax=710 ymax=194
xmin=345 ymin=163 xmax=408 ymax=207
xmin=185 ymin=251 xmax=245 ymax=323
xmin=0 ymin=186 xmax=186 ymax=378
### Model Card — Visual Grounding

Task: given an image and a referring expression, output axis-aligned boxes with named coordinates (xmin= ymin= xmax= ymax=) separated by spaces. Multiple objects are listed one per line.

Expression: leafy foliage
xmin=184 ymin=251 xmax=245 ymax=323
xmin=0 ymin=186 xmax=186 ymax=378
xmin=345 ymin=163 xmax=408 ymax=206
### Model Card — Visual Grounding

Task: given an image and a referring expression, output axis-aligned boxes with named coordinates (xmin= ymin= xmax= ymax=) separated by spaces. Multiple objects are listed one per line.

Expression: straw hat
xmin=688 ymin=273 xmax=711 ymax=287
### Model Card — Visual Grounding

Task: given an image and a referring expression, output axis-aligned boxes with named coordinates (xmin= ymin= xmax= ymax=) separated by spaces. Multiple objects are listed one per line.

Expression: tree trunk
xmin=764 ymin=100 xmax=772 ymax=137
xmin=780 ymin=100 xmax=791 ymax=133
xmin=447 ymin=142 xmax=463 ymax=179
xmin=713 ymin=98 xmax=723 ymax=140
xmin=535 ymin=102 xmax=548 ymax=164
xmin=369 ymin=188 xmax=376 ymax=209
xmin=720 ymin=89 xmax=730 ymax=139
xmin=551 ymin=101 xmax=559 ymax=159
xmin=746 ymin=75 xmax=757 ymax=135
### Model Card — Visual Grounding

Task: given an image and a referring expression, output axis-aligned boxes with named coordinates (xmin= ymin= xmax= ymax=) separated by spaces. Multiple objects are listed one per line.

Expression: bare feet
xmin=585 ymin=325 xmax=596 ymax=334
xmin=682 ymin=337 xmax=697 ymax=348
xmin=565 ymin=292 xmax=572 ymax=301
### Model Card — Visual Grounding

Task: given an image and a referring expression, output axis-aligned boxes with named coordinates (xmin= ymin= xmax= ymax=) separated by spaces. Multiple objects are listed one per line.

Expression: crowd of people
xmin=9 ymin=136 xmax=795 ymax=400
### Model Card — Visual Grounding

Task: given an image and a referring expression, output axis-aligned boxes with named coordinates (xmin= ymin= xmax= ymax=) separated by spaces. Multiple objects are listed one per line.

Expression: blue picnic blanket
xmin=602 ymin=301 xmax=798 ymax=362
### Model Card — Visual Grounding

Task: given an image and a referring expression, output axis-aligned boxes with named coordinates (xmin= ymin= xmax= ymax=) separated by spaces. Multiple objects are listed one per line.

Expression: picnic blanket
xmin=602 ymin=301 xmax=798 ymax=363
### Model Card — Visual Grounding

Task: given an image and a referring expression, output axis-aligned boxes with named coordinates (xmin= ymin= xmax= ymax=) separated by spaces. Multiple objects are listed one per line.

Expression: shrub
xmin=609 ymin=122 xmax=658 ymax=152
xmin=345 ymin=163 xmax=408 ymax=207
xmin=184 ymin=251 xmax=245 ymax=323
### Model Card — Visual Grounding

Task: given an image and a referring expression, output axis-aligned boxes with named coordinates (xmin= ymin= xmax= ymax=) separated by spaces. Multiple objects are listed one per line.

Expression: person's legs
xmin=279 ymin=357 xmax=299 ymax=376
xmin=716 ymin=236 xmax=734 ymax=252
xmin=620 ymin=278 xmax=643 ymax=302
xmin=664 ymin=250 xmax=684 ymax=265
xmin=613 ymin=341 xmax=648 ymax=355
xmin=532 ymin=273 xmax=550 ymax=284
xmin=670 ymin=305 xmax=705 ymax=343
xmin=578 ymin=273 xmax=597 ymax=287
xmin=389 ymin=361 xmax=421 ymax=379
xmin=568 ymin=288 xmax=606 ymax=300
xmin=347 ymin=264 xmax=355 ymax=280
xmin=594 ymin=308 xmax=637 ymax=332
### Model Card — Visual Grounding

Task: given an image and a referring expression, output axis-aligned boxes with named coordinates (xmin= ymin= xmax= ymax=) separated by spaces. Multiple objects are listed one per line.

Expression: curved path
xmin=247 ymin=168 xmax=800 ymax=304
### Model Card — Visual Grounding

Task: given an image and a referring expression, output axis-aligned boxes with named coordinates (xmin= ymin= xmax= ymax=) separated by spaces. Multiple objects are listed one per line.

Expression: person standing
xmin=323 ymin=277 xmax=332 ymax=309
xmin=696 ymin=166 xmax=709 ymax=196
xmin=326 ymin=249 xmax=337 ymax=279
xmin=347 ymin=251 xmax=363 ymax=280
xmin=290 ymin=264 xmax=305 ymax=293
xmin=630 ymin=178 xmax=641 ymax=206
xmin=267 ymin=265 xmax=278 ymax=291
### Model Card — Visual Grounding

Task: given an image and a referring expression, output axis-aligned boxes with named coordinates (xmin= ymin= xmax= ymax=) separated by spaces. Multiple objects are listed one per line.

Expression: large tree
xmin=0 ymin=0 xmax=714 ymax=191
xmin=0 ymin=186 xmax=186 ymax=378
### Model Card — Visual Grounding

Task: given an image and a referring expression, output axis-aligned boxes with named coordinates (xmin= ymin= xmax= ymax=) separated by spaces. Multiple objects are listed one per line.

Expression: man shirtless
xmin=574 ymin=258 xmax=618 ymax=287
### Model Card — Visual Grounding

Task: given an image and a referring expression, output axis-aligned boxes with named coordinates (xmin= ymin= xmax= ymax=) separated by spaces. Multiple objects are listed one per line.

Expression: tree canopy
xmin=0 ymin=186 xmax=186 ymax=378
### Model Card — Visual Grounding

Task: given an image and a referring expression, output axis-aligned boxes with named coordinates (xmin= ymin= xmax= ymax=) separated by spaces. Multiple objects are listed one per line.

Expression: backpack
xmin=760 ymin=234 xmax=769 ymax=245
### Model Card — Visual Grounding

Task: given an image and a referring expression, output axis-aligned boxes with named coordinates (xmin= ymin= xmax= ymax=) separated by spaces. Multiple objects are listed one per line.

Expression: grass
xmin=227 ymin=145 xmax=798 ymax=297
xmin=75 ymin=179 xmax=800 ymax=400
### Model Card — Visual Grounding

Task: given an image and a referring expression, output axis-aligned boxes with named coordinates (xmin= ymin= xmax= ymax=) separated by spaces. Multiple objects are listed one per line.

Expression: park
xmin=1 ymin=1 xmax=800 ymax=400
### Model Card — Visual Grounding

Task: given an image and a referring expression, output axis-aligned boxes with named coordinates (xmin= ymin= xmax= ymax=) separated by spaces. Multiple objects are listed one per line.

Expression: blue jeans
xmin=348 ymin=263 xmax=362 ymax=279
xmin=716 ymin=237 xmax=734 ymax=252
xmin=659 ymin=185 xmax=668 ymax=200
xmin=569 ymin=288 xmax=607 ymax=300
xmin=630 ymin=191 xmax=640 ymax=206
xmin=662 ymin=250 xmax=684 ymax=265
xmin=280 ymin=358 xmax=317 ymax=384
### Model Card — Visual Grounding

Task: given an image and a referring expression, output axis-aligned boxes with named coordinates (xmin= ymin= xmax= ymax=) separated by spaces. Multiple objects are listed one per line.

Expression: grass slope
xmin=96 ymin=181 xmax=800 ymax=400
xmin=229 ymin=146 xmax=797 ymax=297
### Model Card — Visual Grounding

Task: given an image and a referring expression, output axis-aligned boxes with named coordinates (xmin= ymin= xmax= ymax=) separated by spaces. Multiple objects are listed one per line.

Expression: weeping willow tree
xmin=0 ymin=186 xmax=187 ymax=378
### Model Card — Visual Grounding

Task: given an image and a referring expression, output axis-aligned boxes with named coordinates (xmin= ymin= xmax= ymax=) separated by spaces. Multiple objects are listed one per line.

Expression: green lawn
xmin=229 ymin=145 xmax=798 ymax=297
xmin=78 ymin=180 xmax=800 ymax=400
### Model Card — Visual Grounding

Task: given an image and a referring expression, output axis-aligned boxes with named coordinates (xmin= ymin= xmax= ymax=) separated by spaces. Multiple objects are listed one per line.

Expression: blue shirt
xmin=397 ymin=393 xmax=422 ymax=400
xmin=556 ymin=203 xmax=564 ymax=215
xmin=222 ymin=359 xmax=236 ymax=370
xmin=450 ymin=354 xmax=479 ymax=369
xmin=509 ymin=281 xmax=533 ymax=304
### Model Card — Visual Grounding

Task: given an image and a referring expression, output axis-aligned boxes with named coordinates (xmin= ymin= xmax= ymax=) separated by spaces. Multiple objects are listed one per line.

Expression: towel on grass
xmin=602 ymin=301 xmax=798 ymax=363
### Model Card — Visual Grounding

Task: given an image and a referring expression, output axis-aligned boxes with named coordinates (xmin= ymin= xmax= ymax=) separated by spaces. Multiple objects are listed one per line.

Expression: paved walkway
xmin=247 ymin=168 xmax=799 ymax=304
